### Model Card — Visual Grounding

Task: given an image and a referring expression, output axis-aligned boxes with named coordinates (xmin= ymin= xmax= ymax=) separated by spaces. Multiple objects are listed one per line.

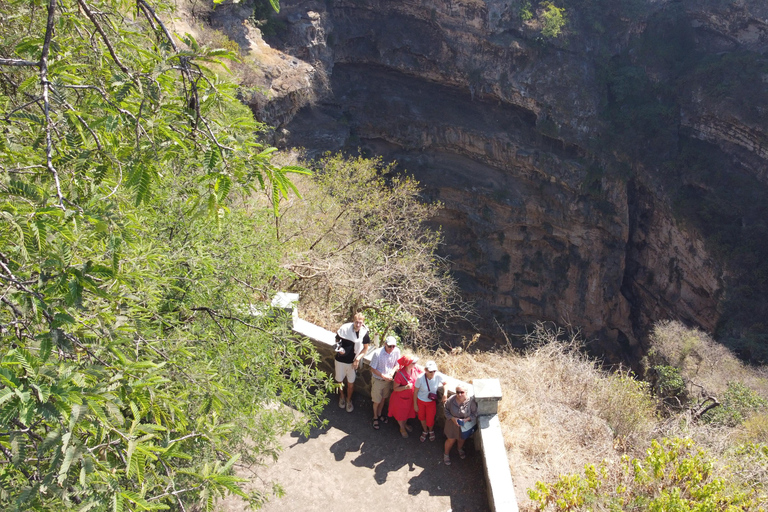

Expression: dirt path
xmin=221 ymin=394 xmax=490 ymax=511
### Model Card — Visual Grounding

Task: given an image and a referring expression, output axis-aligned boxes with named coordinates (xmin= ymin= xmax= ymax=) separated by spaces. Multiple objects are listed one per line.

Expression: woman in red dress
xmin=388 ymin=355 xmax=423 ymax=438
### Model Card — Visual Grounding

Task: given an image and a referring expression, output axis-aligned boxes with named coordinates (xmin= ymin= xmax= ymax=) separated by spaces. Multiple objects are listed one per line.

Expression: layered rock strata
xmin=211 ymin=0 xmax=767 ymax=359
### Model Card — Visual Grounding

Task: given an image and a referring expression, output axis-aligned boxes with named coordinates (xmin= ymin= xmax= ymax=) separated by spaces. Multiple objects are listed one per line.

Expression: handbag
xmin=426 ymin=378 xmax=437 ymax=401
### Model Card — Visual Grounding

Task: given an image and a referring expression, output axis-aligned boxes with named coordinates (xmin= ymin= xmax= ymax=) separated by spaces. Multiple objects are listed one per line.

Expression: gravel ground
xmin=220 ymin=393 xmax=490 ymax=512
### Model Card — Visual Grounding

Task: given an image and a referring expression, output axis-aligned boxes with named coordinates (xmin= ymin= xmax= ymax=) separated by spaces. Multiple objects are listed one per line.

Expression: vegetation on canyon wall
xmin=519 ymin=1 xmax=568 ymax=39
xmin=0 ymin=0 xmax=460 ymax=510
xmin=437 ymin=321 xmax=768 ymax=510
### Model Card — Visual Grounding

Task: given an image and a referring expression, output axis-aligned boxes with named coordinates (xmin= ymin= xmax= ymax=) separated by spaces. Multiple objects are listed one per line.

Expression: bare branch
xmin=77 ymin=0 xmax=133 ymax=77
xmin=40 ymin=0 xmax=65 ymax=209
xmin=692 ymin=396 xmax=720 ymax=421
xmin=0 ymin=58 xmax=39 ymax=67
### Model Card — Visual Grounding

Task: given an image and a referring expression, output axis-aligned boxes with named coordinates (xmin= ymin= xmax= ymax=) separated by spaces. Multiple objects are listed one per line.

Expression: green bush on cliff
xmin=702 ymin=382 xmax=768 ymax=428
xmin=540 ymin=2 xmax=567 ymax=38
xmin=528 ymin=438 xmax=760 ymax=511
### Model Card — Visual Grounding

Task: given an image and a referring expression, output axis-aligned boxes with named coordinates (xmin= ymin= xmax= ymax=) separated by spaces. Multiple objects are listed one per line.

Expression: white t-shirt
xmin=414 ymin=372 xmax=445 ymax=402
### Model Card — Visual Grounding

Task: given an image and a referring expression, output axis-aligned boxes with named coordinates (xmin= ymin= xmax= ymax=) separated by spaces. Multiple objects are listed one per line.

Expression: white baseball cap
xmin=385 ymin=336 xmax=398 ymax=346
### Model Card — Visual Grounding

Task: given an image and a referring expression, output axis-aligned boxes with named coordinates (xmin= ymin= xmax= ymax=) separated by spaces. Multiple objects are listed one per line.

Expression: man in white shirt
xmin=369 ymin=336 xmax=401 ymax=429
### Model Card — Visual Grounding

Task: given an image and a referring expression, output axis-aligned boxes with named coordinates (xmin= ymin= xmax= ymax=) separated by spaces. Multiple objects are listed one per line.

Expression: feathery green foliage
xmin=540 ymin=2 xmax=567 ymax=38
xmin=0 ymin=0 xmax=331 ymax=510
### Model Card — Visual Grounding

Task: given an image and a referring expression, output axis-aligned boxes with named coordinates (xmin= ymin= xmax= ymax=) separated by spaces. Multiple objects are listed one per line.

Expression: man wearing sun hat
xmin=369 ymin=335 xmax=401 ymax=429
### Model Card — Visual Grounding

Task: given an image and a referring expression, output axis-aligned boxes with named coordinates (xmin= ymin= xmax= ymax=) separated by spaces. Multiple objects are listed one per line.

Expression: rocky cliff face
xmin=210 ymin=0 xmax=768 ymax=360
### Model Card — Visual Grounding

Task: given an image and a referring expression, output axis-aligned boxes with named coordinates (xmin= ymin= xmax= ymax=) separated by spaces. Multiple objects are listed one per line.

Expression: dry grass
xmin=433 ymin=322 xmax=768 ymax=510
xmin=434 ymin=325 xmax=648 ymax=509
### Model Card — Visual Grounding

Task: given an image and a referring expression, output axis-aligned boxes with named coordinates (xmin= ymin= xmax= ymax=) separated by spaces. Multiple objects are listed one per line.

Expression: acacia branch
xmin=169 ymin=433 xmax=202 ymax=444
xmin=49 ymin=85 xmax=103 ymax=151
xmin=190 ymin=307 xmax=227 ymax=335
xmin=190 ymin=307 xmax=277 ymax=334
xmin=147 ymin=484 xmax=203 ymax=502
xmin=159 ymin=459 xmax=188 ymax=512
xmin=137 ymin=0 xmax=178 ymax=52
xmin=77 ymin=0 xmax=132 ymax=77
xmin=61 ymin=84 xmax=137 ymax=119
xmin=2 ymin=98 xmax=43 ymax=122
xmin=0 ymin=58 xmax=39 ymax=67
xmin=40 ymin=0 xmax=65 ymax=210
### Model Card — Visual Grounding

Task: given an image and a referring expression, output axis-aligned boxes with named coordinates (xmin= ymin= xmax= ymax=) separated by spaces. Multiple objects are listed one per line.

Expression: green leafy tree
xmin=0 ymin=0 xmax=330 ymax=510
xmin=540 ymin=2 xmax=567 ymax=38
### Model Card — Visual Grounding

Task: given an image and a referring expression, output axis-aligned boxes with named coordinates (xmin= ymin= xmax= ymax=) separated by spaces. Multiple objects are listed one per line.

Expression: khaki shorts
xmin=334 ymin=360 xmax=356 ymax=383
xmin=371 ymin=378 xmax=393 ymax=403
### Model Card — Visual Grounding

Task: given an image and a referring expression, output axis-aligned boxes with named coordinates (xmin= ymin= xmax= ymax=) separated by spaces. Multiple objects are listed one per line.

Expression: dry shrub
xmin=194 ymin=26 xmax=241 ymax=55
xmin=429 ymin=322 xmax=768 ymax=510
xmin=647 ymin=320 xmax=768 ymax=398
xmin=276 ymin=154 xmax=470 ymax=347
xmin=593 ymin=370 xmax=657 ymax=447
xmin=434 ymin=324 xmax=659 ymax=510
xmin=740 ymin=413 xmax=768 ymax=444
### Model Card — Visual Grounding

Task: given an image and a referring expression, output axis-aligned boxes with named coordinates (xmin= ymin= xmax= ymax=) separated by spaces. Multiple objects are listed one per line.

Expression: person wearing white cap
xmin=369 ymin=335 xmax=401 ymax=429
xmin=413 ymin=360 xmax=447 ymax=442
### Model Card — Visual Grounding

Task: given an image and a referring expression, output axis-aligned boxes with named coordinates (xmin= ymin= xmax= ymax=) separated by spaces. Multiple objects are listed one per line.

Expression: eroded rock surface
xmin=209 ymin=0 xmax=768 ymax=360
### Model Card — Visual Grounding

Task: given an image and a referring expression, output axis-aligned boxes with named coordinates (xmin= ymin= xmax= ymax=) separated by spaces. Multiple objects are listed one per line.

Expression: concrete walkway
xmin=222 ymin=393 xmax=490 ymax=512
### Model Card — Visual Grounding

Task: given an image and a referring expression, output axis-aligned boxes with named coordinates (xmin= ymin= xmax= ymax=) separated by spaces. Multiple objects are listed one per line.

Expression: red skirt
xmin=388 ymin=389 xmax=416 ymax=421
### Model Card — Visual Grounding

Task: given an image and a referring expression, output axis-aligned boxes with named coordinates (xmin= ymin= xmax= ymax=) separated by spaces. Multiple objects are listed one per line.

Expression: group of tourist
xmin=334 ymin=312 xmax=478 ymax=466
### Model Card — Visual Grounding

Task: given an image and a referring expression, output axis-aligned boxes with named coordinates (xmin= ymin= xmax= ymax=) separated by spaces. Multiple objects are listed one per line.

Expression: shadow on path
xmin=249 ymin=393 xmax=490 ymax=512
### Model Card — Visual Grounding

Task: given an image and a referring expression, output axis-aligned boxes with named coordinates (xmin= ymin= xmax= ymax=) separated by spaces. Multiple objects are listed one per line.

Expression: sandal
xmin=443 ymin=453 xmax=451 ymax=465
xmin=429 ymin=431 xmax=436 ymax=442
xmin=420 ymin=431 xmax=428 ymax=442
xmin=373 ymin=419 xmax=380 ymax=430
xmin=400 ymin=429 xmax=409 ymax=438
xmin=379 ymin=415 xmax=388 ymax=424
xmin=458 ymin=449 xmax=466 ymax=459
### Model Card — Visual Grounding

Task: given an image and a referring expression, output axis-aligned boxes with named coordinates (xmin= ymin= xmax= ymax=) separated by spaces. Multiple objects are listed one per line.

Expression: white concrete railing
xmin=270 ymin=292 xmax=519 ymax=512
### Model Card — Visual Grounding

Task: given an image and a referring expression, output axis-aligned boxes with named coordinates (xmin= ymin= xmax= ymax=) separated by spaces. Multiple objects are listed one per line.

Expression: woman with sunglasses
xmin=413 ymin=360 xmax=447 ymax=442
xmin=442 ymin=384 xmax=477 ymax=465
